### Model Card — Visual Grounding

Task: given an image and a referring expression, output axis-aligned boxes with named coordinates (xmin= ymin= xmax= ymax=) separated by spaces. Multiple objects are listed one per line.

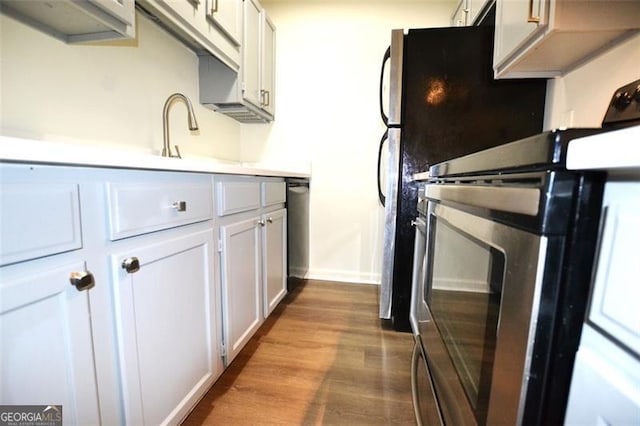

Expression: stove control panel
xmin=603 ymin=78 xmax=640 ymax=127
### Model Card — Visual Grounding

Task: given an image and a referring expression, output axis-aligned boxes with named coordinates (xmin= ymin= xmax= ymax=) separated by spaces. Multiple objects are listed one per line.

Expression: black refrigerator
xmin=377 ymin=19 xmax=547 ymax=331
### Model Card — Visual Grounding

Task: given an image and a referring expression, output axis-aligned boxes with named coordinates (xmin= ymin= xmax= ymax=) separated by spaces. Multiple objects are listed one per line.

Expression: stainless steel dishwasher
xmin=286 ymin=178 xmax=310 ymax=287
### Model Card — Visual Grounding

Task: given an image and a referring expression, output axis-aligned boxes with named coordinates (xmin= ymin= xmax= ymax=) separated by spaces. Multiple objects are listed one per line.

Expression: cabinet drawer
xmin=262 ymin=181 xmax=286 ymax=207
xmin=216 ymin=180 xmax=260 ymax=216
xmin=107 ymin=180 xmax=213 ymax=240
xmin=0 ymin=183 xmax=82 ymax=266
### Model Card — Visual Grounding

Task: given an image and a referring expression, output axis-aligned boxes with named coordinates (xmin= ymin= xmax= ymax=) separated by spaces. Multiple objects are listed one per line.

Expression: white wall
xmin=545 ymin=33 xmax=640 ymax=129
xmin=250 ymin=1 xmax=456 ymax=283
xmin=0 ymin=12 xmax=242 ymax=160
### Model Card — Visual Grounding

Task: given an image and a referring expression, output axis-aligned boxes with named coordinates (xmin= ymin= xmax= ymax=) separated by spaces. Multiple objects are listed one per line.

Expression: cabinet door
xmin=242 ymin=0 xmax=262 ymax=109
xmin=0 ymin=261 xmax=100 ymax=424
xmin=111 ymin=229 xmax=220 ymax=425
xmin=220 ymin=217 xmax=262 ymax=364
xmin=263 ymin=209 xmax=287 ymax=317
xmin=206 ymin=0 xmax=242 ymax=46
xmin=450 ymin=0 xmax=469 ymax=26
xmin=91 ymin=0 xmax=135 ymax=26
xmin=261 ymin=12 xmax=276 ymax=116
xmin=494 ymin=0 xmax=548 ymax=67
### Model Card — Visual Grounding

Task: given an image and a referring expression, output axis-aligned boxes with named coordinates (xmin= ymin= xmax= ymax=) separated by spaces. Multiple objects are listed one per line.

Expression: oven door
xmin=422 ymin=189 xmax=549 ymax=426
xmin=410 ymin=214 xmax=444 ymax=425
xmin=410 ymin=215 xmax=428 ymax=336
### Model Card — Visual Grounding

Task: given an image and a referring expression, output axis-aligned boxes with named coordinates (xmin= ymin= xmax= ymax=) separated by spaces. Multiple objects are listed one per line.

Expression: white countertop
xmin=0 ymin=136 xmax=311 ymax=178
xmin=567 ymin=125 xmax=640 ymax=171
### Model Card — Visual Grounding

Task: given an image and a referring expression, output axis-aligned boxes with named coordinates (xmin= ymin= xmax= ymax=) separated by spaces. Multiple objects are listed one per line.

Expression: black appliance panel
xmin=390 ymin=26 xmax=546 ymax=331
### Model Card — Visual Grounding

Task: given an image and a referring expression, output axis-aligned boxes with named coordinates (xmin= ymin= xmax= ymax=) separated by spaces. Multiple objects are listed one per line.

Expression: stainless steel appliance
xmin=410 ymin=79 xmax=640 ymax=425
xmin=377 ymin=10 xmax=546 ymax=330
xmin=286 ymin=178 xmax=310 ymax=284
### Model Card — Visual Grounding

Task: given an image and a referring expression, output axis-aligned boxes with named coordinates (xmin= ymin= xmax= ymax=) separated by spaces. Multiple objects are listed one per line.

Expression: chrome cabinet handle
xmin=528 ymin=0 xmax=541 ymax=23
xmin=257 ymin=219 xmax=266 ymax=227
xmin=267 ymin=217 xmax=273 ymax=224
xmin=122 ymin=257 xmax=140 ymax=274
xmin=69 ymin=271 xmax=96 ymax=292
xmin=172 ymin=201 xmax=187 ymax=212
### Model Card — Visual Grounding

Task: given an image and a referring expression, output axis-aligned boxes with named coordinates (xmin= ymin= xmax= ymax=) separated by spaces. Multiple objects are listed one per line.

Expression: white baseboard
xmin=305 ymin=268 xmax=381 ymax=285
xmin=288 ymin=267 xmax=309 ymax=279
xmin=433 ymin=277 xmax=488 ymax=293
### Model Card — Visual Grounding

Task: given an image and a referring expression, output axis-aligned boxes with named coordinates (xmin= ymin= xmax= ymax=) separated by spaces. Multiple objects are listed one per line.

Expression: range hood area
xmin=199 ymin=53 xmax=273 ymax=124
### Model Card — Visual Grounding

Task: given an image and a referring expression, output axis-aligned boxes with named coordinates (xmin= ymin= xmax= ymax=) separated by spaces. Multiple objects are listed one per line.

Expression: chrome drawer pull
xmin=172 ymin=201 xmax=187 ymax=212
xmin=122 ymin=257 xmax=140 ymax=274
xmin=69 ymin=271 xmax=96 ymax=292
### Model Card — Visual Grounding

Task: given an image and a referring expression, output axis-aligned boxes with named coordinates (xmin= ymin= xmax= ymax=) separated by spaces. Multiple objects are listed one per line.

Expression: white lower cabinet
xmin=110 ymin=228 xmax=220 ymax=425
xmin=215 ymin=176 xmax=287 ymax=365
xmin=1 ymin=163 xmax=292 ymax=424
xmin=262 ymin=208 xmax=287 ymax=317
xmin=0 ymin=260 xmax=101 ymax=424
xmin=0 ymin=165 xmax=101 ymax=424
xmin=220 ymin=217 xmax=263 ymax=364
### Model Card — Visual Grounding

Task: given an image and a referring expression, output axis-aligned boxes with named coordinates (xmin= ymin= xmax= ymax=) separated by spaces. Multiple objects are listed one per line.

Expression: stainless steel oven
xmin=410 ymin=130 xmax=608 ymax=425
xmin=410 ymin=78 xmax=640 ymax=426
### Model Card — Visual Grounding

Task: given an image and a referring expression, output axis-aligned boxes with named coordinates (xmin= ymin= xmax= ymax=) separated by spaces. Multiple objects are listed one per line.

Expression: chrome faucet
xmin=162 ymin=93 xmax=199 ymax=158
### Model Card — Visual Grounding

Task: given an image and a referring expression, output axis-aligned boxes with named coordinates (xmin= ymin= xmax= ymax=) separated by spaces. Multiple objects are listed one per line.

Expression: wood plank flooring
xmin=183 ymin=279 xmax=417 ymax=425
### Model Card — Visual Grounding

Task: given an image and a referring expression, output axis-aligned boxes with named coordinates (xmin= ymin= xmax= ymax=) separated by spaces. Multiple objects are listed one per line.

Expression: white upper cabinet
xmin=494 ymin=0 xmax=640 ymax=79
xmin=261 ymin=12 xmax=276 ymax=117
xmin=138 ymin=0 xmax=241 ymax=71
xmin=206 ymin=0 xmax=242 ymax=47
xmin=0 ymin=0 xmax=135 ymax=42
xmin=450 ymin=0 xmax=491 ymax=26
xmin=198 ymin=0 xmax=276 ymax=122
xmin=451 ymin=0 xmax=469 ymax=26
xmin=243 ymin=0 xmax=263 ymax=110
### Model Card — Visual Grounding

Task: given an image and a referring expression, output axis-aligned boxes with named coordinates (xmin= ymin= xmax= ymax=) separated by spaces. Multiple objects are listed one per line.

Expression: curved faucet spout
xmin=162 ymin=93 xmax=199 ymax=158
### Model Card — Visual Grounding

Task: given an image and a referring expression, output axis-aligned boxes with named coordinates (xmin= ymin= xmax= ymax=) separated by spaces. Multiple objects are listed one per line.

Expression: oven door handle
xmin=425 ymin=184 xmax=540 ymax=216
xmin=412 ymin=340 xmax=444 ymax=426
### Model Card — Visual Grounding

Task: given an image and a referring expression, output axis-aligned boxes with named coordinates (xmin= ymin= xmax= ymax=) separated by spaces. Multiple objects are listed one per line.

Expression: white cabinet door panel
xmin=263 ymin=209 xmax=287 ymax=317
xmin=0 ymin=261 xmax=100 ymax=424
xmin=111 ymin=229 xmax=219 ymax=425
xmin=242 ymin=0 xmax=262 ymax=109
xmin=261 ymin=13 xmax=276 ymax=116
xmin=220 ymin=217 xmax=262 ymax=363
xmin=206 ymin=0 xmax=242 ymax=46
xmin=588 ymin=202 xmax=640 ymax=355
xmin=92 ymin=0 xmax=135 ymax=26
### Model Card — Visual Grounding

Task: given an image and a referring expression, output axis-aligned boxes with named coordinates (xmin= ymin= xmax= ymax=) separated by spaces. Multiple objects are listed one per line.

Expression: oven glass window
xmin=427 ymin=218 xmax=504 ymax=425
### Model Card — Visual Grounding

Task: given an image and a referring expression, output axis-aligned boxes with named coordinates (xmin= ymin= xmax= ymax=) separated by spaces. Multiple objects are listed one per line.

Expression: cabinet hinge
xmin=220 ymin=342 xmax=227 ymax=358
xmin=218 ymin=239 xmax=223 ymax=253
xmin=241 ymin=81 xmax=246 ymax=92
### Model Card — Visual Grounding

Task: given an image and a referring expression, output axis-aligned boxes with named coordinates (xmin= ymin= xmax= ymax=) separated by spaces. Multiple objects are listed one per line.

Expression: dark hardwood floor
xmin=183 ymin=279 xmax=417 ymax=425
